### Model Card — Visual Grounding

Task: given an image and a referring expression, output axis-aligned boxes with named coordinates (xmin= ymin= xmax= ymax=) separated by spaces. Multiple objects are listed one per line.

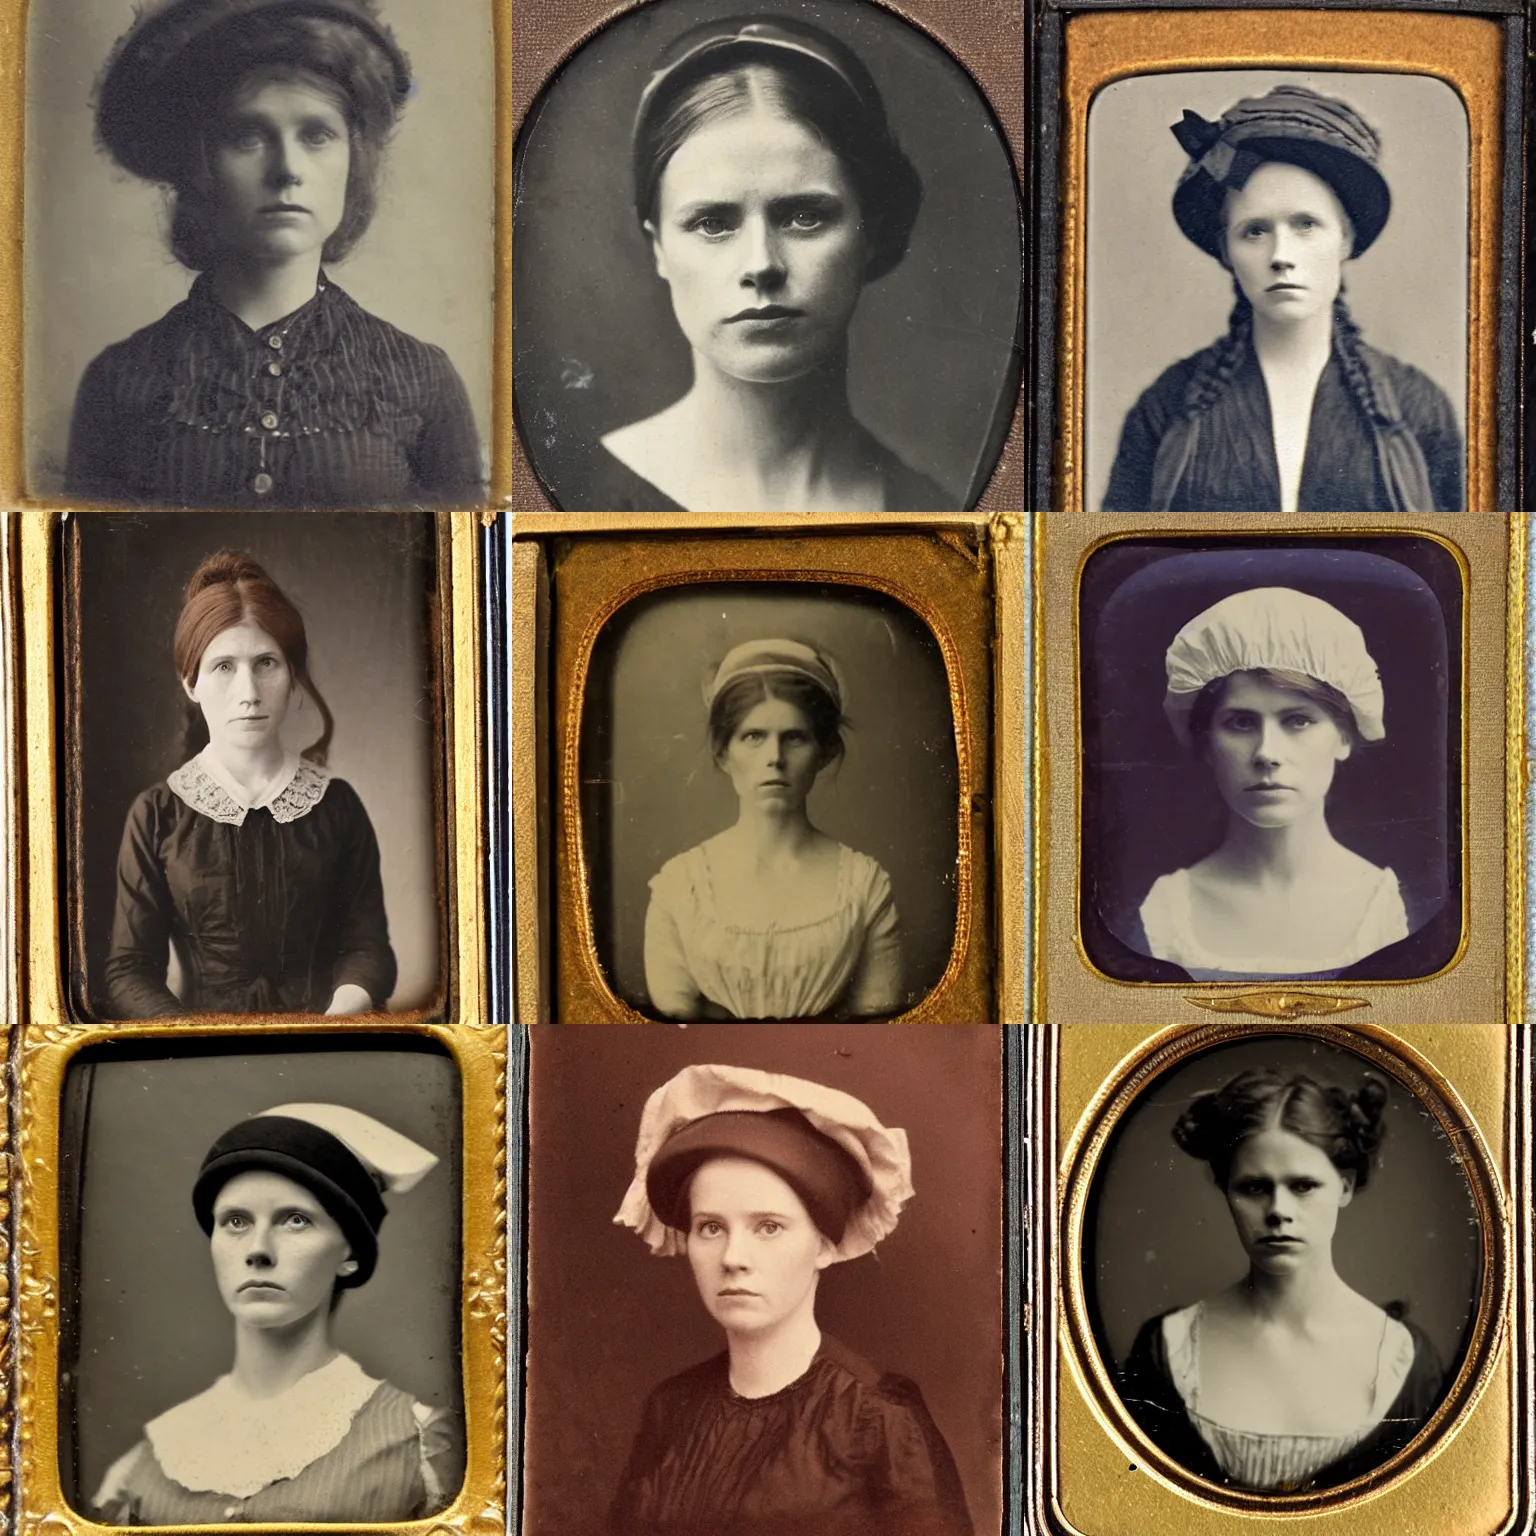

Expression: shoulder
xmin=1354 ymin=343 xmax=1458 ymax=425
xmin=122 ymin=781 xmax=186 ymax=836
xmin=322 ymin=285 xmax=465 ymax=397
xmin=1125 ymin=345 xmax=1222 ymax=422
xmin=873 ymin=446 xmax=959 ymax=512
xmin=840 ymin=847 xmax=895 ymax=905
xmin=639 ymin=1351 xmax=729 ymax=1411
xmin=92 ymin=1437 xmax=156 ymax=1509
xmin=648 ymin=845 xmax=708 ymax=907
xmin=813 ymin=1337 xmax=938 ymax=1426
xmin=80 ymin=299 xmax=200 ymax=382
xmin=1138 ymin=869 xmax=1191 ymax=946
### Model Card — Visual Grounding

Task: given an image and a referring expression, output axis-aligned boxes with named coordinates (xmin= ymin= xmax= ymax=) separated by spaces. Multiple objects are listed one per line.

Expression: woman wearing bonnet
xmin=1101 ymin=85 xmax=1463 ymax=512
xmin=91 ymin=1103 xmax=461 ymax=1523
xmin=644 ymin=639 xmax=902 ymax=1021
xmin=610 ymin=1063 xmax=972 ymax=1535
xmin=1128 ymin=586 xmax=1409 ymax=981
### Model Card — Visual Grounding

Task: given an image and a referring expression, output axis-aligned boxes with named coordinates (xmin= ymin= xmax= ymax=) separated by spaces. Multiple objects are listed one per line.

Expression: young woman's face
xmin=686 ymin=1155 xmax=834 ymax=1336
xmin=185 ymin=620 xmax=294 ymax=756
xmin=719 ymin=696 xmax=825 ymax=810
xmin=1204 ymin=672 xmax=1351 ymax=828
xmin=1223 ymin=161 xmax=1352 ymax=326
xmin=210 ymin=1169 xmax=355 ymax=1328
xmin=648 ymin=100 xmax=870 ymax=385
xmin=207 ymin=72 xmax=351 ymax=264
xmin=1224 ymin=1127 xmax=1354 ymax=1272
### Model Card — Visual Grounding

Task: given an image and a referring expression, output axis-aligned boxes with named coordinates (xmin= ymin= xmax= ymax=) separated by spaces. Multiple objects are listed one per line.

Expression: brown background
xmin=523 ymin=1023 xmax=1003 ymax=1535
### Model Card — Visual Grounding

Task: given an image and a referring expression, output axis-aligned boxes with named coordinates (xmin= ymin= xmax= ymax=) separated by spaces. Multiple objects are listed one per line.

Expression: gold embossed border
xmin=1047 ymin=1017 xmax=1515 ymax=1524
xmin=1053 ymin=9 xmax=1504 ymax=513
xmin=531 ymin=520 xmax=995 ymax=1022
xmin=1034 ymin=513 xmax=1521 ymax=1028
xmin=11 ymin=1018 xmax=508 ymax=1536
xmin=17 ymin=511 xmax=488 ymax=1030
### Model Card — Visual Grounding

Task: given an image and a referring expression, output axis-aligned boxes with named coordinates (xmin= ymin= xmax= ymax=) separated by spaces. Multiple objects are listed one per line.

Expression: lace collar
xmin=145 ymin=1353 xmax=382 ymax=1497
xmin=167 ymin=748 xmax=330 ymax=826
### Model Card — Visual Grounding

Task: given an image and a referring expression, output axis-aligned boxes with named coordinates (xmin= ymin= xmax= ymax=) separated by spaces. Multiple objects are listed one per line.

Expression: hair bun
xmin=183 ymin=550 xmax=272 ymax=604
xmin=1347 ymin=1074 xmax=1389 ymax=1161
xmin=1171 ymin=1091 xmax=1224 ymax=1162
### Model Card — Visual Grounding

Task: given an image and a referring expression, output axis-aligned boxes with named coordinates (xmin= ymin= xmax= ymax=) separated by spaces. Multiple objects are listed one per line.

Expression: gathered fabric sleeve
xmin=64 ymin=349 xmax=132 ymax=502
xmin=843 ymin=859 xmax=903 ymax=1018
xmin=607 ymin=1380 xmax=671 ymax=1534
xmin=91 ymin=1438 xmax=153 ymax=1526
xmin=322 ymin=780 xmax=397 ymax=1008
xmin=859 ymin=1375 xmax=973 ymax=1535
xmin=413 ymin=1404 xmax=465 ymax=1516
xmin=644 ymin=860 xmax=704 ymax=1020
xmin=1401 ymin=367 xmax=1464 ymax=513
xmin=411 ymin=348 xmax=484 ymax=505
xmin=104 ymin=789 xmax=184 ymax=1019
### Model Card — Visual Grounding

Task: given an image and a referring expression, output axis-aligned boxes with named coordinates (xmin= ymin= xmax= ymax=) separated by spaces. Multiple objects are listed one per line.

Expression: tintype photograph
xmin=1088 ymin=70 xmax=1467 ymax=512
xmin=1081 ymin=1032 xmax=1486 ymax=1497
xmin=25 ymin=0 xmax=494 ymax=506
xmin=58 ymin=1038 xmax=463 ymax=1523
xmin=523 ymin=1023 xmax=1000 ymax=1535
xmin=64 ymin=512 xmax=443 ymax=1020
xmin=578 ymin=583 xmax=959 ymax=1021
xmin=1079 ymin=538 xmax=1462 ymax=985
xmin=512 ymin=0 xmax=1022 ymax=512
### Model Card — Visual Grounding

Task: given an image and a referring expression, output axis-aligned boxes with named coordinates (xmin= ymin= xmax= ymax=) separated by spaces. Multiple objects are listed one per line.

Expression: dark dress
xmin=609 ymin=1337 xmax=972 ymax=1536
xmin=65 ymin=275 xmax=482 ymax=508
xmin=553 ymin=444 xmax=957 ymax=512
xmin=1102 ymin=343 xmax=1464 ymax=512
xmin=104 ymin=757 xmax=397 ymax=1018
xmin=1118 ymin=1309 xmax=1446 ymax=1491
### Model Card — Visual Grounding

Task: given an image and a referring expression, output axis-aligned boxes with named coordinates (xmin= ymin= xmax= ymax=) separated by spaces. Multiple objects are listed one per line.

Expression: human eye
xmin=281 ymin=1210 xmax=314 ymax=1230
xmin=218 ymin=1211 xmax=251 ymax=1231
xmin=1220 ymin=710 xmax=1259 ymax=732
xmin=301 ymin=121 xmax=341 ymax=147
xmin=1234 ymin=1179 xmax=1266 ymax=1197
xmin=255 ymin=655 xmax=281 ymax=671
xmin=1293 ymin=214 xmax=1320 ymax=232
xmin=685 ymin=209 xmax=736 ymax=239
xmin=757 ymin=1219 xmax=783 ymax=1236
xmin=1282 ymin=710 xmax=1317 ymax=730
xmin=694 ymin=1218 xmax=723 ymax=1238
xmin=217 ymin=121 xmax=265 ymax=152
xmin=1289 ymin=1179 xmax=1321 ymax=1195
xmin=740 ymin=728 xmax=765 ymax=743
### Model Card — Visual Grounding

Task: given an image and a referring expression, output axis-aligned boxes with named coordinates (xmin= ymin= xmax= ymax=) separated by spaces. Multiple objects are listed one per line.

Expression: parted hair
xmin=174 ymin=550 xmax=335 ymax=764
xmin=1172 ymin=1068 xmax=1389 ymax=1191
xmin=707 ymin=669 xmax=847 ymax=769
xmin=1186 ymin=667 xmax=1361 ymax=757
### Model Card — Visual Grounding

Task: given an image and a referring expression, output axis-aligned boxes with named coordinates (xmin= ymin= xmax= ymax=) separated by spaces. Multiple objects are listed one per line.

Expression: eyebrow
xmin=692 ymin=1209 xmax=796 ymax=1221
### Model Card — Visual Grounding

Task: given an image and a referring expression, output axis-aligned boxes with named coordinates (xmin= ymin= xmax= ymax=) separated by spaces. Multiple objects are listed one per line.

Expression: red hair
xmin=174 ymin=551 xmax=334 ymax=763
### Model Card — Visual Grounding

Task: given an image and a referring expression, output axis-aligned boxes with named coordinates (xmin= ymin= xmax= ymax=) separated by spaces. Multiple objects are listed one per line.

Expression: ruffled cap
xmin=1163 ymin=586 xmax=1384 ymax=746
xmin=615 ymin=1064 xmax=912 ymax=1263
xmin=705 ymin=638 xmax=845 ymax=713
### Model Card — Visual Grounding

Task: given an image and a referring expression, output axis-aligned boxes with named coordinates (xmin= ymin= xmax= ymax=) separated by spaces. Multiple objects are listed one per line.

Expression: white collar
xmin=145 ymin=1353 xmax=382 ymax=1497
xmin=167 ymin=749 xmax=330 ymax=826
xmin=196 ymin=745 xmax=302 ymax=810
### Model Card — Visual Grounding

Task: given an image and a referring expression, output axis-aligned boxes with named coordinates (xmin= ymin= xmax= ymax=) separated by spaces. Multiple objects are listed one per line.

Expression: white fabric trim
xmin=167 ymin=749 xmax=330 ymax=826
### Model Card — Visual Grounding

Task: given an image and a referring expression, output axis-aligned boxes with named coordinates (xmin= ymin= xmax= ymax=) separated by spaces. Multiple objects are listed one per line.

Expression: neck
xmin=207 ymin=737 xmax=289 ymax=796
xmin=1250 ymin=306 xmax=1334 ymax=374
xmin=1215 ymin=805 xmax=1339 ymax=881
xmin=1238 ymin=1253 xmax=1348 ymax=1329
xmin=229 ymin=1311 xmax=337 ymax=1399
xmin=209 ymin=253 xmax=323 ymax=330
xmin=727 ymin=801 xmax=818 ymax=857
xmin=725 ymin=1309 xmax=822 ymax=1399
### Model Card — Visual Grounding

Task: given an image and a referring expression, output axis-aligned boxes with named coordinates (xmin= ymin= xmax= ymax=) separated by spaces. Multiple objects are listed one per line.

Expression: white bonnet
xmin=704 ymin=639 xmax=845 ymax=714
xmin=614 ymin=1064 xmax=912 ymax=1263
xmin=1163 ymin=586 xmax=1384 ymax=746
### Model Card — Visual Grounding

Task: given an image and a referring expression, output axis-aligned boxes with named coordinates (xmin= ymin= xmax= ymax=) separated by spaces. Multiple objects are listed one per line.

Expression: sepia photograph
xmin=577 ymin=583 xmax=960 ymax=1020
xmin=523 ymin=1023 xmax=1000 ymax=1535
xmin=513 ymin=0 xmax=1022 ymax=512
xmin=1082 ymin=1032 xmax=1483 ymax=1496
xmin=59 ymin=1038 xmax=463 ymax=1523
xmin=1088 ymin=70 xmax=1467 ymax=512
xmin=25 ymin=0 xmax=493 ymax=506
xmin=1079 ymin=539 xmax=1462 ymax=985
xmin=65 ymin=512 xmax=443 ymax=1020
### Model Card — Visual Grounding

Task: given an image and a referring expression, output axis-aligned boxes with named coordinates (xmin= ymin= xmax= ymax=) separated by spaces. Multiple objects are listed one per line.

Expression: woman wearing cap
xmin=563 ymin=15 xmax=955 ymax=512
xmin=610 ymin=1064 xmax=972 ymax=1534
xmin=105 ymin=550 xmax=396 ymax=1017
xmin=644 ymin=638 xmax=902 ymax=1021
xmin=65 ymin=0 xmax=481 ymax=508
xmin=1118 ymin=1069 xmax=1445 ymax=1491
xmin=1102 ymin=84 xmax=1463 ymax=513
xmin=91 ymin=1103 xmax=461 ymax=1523
xmin=1129 ymin=586 xmax=1409 ymax=980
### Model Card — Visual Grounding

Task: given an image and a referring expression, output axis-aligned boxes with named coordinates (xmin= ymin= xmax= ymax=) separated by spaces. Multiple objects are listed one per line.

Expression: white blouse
xmin=643 ymin=841 xmax=902 ymax=1020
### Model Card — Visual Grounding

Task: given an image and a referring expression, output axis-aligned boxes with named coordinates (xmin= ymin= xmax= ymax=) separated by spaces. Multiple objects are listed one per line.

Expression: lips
xmin=1258 ymin=1235 xmax=1301 ymax=1246
xmin=725 ymin=306 xmax=803 ymax=323
xmin=260 ymin=204 xmax=309 ymax=216
xmin=717 ymin=1288 xmax=759 ymax=1298
xmin=1245 ymin=782 xmax=1291 ymax=792
xmin=238 ymin=1279 xmax=285 ymax=1292
xmin=1266 ymin=283 xmax=1305 ymax=293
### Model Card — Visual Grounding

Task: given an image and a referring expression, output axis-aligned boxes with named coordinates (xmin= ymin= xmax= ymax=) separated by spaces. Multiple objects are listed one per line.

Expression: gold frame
xmin=1053 ymin=9 xmax=1504 ymax=513
xmin=1040 ymin=1016 xmax=1526 ymax=1532
xmin=508 ymin=512 xmax=997 ymax=1023
xmin=1034 ymin=514 xmax=1525 ymax=1026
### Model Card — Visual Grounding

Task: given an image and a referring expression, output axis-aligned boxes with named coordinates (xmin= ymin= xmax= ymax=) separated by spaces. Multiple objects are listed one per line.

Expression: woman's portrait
xmin=1080 ymin=540 xmax=1461 ymax=984
xmin=1084 ymin=1034 xmax=1483 ymax=1496
xmin=1088 ymin=71 xmax=1466 ymax=512
xmin=524 ymin=1023 xmax=1001 ymax=1535
xmin=67 ymin=514 xmax=441 ymax=1019
xmin=579 ymin=584 xmax=960 ymax=1020
xmin=62 ymin=1042 xmax=462 ymax=1523
xmin=514 ymin=0 xmax=1022 ymax=511
xmin=27 ymin=0 xmax=492 ymax=506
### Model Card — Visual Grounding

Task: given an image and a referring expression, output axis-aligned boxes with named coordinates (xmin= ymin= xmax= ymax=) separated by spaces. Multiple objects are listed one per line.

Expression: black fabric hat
xmin=645 ymin=1107 xmax=874 ymax=1242
xmin=1170 ymin=85 xmax=1391 ymax=261
xmin=96 ymin=0 xmax=411 ymax=184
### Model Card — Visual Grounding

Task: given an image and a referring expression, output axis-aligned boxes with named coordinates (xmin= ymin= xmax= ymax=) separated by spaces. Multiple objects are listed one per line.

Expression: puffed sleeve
xmin=842 ymin=859 xmax=903 ymax=1018
xmin=858 ymin=1375 xmax=972 ymax=1535
xmin=321 ymin=780 xmax=397 ymax=1008
xmin=410 ymin=347 xmax=484 ymax=505
xmin=644 ymin=859 xmax=703 ymax=1020
xmin=91 ymin=1438 xmax=152 ymax=1525
xmin=104 ymin=790 xmax=184 ymax=1020
xmin=65 ymin=348 xmax=133 ymax=503
xmin=413 ymin=1403 xmax=465 ymax=1516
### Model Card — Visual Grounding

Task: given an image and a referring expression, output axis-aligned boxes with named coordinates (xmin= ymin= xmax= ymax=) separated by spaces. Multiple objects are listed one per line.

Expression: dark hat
xmin=96 ymin=0 xmax=411 ymax=184
xmin=1170 ymin=85 xmax=1390 ymax=260
xmin=645 ymin=1107 xmax=874 ymax=1243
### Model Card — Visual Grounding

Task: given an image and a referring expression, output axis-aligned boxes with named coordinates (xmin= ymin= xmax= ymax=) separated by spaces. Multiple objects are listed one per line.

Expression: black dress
xmin=105 ymin=756 xmax=397 ymax=1018
xmin=65 ymin=275 xmax=482 ymax=508
xmin=610 ymin=1337 xmax=972 ymax=1535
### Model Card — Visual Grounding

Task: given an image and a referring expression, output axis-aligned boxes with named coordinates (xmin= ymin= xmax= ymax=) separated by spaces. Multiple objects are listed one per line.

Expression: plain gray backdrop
xmin=1087 ymin=70 xmax=1469 ymax=512
xmin=63 ymin=1042 xmax=462 ymax=1509
xmin=579 ymin=583 xmax=961 ymax=1017
xmin=69 ymin=513 xmax=442 ymax=1016
xmin=25 ymin=0 xmax=495 ymax=494
xmin=1088 ymin=1035 xmax=1482 ymax=1372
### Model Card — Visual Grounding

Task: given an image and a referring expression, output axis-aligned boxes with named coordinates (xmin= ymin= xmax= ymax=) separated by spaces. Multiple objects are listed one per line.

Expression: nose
xmin=236 ymin=664 xmax=261 ymax=702
xmin=766 ymin=734 xmax=786 ymax=766
xmin=720 ymin=1226 xmax=750 ymax=1271
xmin=244 ymin=1221 xmax=276 ymax=1267
xmin=1265 ymin=1188 xmax=1296 ymax=1225
xmin=739 ymin=214 xmax=786 ymax=295
xmin=270 ymin=134 xmax=302 ymax=189
xmin=1269 ymin=228 xmax=1296 ymax=271
xmin=1252 ymin=719 xmax=1285 ymax=767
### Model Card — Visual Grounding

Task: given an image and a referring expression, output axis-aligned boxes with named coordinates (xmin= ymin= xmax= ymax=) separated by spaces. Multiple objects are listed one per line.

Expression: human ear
xmin=814 ymin=1237 xmax=836 ymax=1271
xmin=645 ymin=219 xmax=670 ymax=283
xmin=1337 ymin=1173 xmax=1355 ymax=1209
xmin=182 ymin=676 xmax=198 ymax=702
xmin=337 ymin=1255 xmax=359 ymax=1277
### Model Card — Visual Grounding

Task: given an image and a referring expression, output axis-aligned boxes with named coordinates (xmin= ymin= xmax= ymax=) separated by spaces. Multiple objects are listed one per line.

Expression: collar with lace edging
xmin=167 ymin=748 xmax=331 ymax=826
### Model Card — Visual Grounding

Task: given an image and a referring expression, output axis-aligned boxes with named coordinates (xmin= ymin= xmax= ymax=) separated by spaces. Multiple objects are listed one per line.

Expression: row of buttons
xmin=256 ymin=332 xmax=286 ymax=493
